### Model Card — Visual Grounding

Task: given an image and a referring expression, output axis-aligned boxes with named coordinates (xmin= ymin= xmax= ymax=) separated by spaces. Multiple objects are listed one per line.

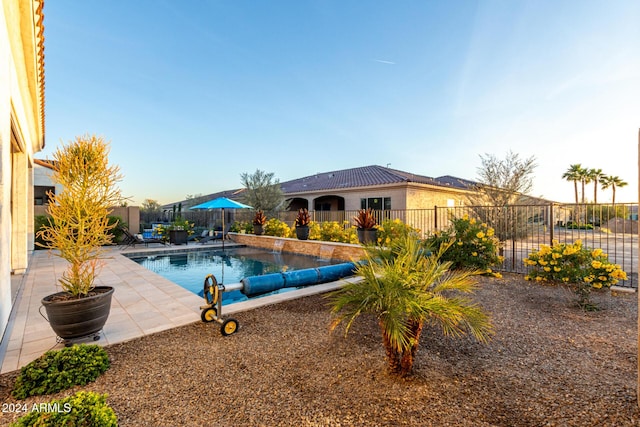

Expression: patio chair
xmin=199 ymin=224 xmax=231 ymax=244
xmin=119 ymin=227 xmax=166 ymax=249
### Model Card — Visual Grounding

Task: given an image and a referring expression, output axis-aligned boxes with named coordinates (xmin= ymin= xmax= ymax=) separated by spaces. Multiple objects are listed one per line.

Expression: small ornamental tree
xmin=329 ymin=235 xmax=493 ymax=376
xmin=36 ymin=135 xmax=122 ymax=297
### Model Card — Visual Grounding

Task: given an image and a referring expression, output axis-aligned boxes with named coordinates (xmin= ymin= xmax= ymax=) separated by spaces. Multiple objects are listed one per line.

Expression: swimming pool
xmin=129 ymin=246 xmax=343 ymax=304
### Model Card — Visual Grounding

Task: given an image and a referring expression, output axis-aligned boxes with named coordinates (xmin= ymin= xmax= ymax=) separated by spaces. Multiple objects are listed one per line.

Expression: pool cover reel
xmin=200 ymin=262 xmax=358 ymax=335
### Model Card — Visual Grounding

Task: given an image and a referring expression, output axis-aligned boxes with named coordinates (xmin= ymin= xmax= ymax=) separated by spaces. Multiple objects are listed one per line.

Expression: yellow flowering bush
xmin=375 ymin=218 xmax=420 ymax=246
xmin=307 ymin=221 xmax=358 ymax=243
xmin=524 ymin=239 xmax=627 ymax=310
xmin=263 ymin=218 xmax=291 ymax=237
xmin=424 ymin=214 xmax=503 ymax=276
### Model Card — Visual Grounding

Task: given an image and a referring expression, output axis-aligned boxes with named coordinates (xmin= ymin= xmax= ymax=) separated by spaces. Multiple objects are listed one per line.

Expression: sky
xmin=40 ymin=0 xmax=640 ymax=206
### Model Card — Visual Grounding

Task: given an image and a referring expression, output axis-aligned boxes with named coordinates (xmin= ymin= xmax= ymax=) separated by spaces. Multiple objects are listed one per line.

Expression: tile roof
xmin=433 ymin=175 xmax=477 ymax=190
xmin=280 ymin=165 xmax=472 ymax=193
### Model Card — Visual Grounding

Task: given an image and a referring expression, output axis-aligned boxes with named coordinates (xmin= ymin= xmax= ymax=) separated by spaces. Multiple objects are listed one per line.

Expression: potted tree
xmin=37 ymin=135 xmax=122 ymax=343
xmin=253 ymin=210 xmax=267 ymax=235
xmin=354 ymin=208 xmax=378 ymax=244
xmin=294 ymin=208 xmax=311 ymax=240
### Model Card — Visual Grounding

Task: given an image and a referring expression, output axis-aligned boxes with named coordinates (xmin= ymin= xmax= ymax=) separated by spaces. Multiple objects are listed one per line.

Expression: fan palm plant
xmin=562 ymin=164 xmax=584 ymax=204
xmin=329 ymin=235 xmax=493 ymax=376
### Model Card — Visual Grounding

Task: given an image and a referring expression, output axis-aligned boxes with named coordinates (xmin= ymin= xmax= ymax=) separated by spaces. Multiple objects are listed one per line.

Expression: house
xmin=0 ymin=1 xmax=46 ymax=342
xmin=281 ymin=165 xmax=475 ymax=212
xmin=33 ymin=159 xmax=59 ymax=206
xmin=167 ymin=165 xmax=476 ymax=212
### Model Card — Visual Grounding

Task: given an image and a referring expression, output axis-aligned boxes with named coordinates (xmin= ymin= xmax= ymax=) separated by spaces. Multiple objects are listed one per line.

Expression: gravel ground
xmin=1 ymin=273 xmax=639 ymax=426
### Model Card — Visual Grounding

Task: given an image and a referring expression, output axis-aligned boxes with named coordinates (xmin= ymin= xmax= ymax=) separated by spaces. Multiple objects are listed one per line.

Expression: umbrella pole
xmin=222 ymin=208 xmax=225 ymax=250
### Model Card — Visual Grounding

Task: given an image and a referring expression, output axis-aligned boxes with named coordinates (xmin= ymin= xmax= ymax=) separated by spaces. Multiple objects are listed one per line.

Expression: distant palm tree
xmin=588 ymin=168 xmax=605 ymax=203
xmin=328 ymin=236 xmax=493 ymax=376
xmin=601 ymin=175 xmax=628 ymax=205
xmin=562 ymin=164 xmax=583 ymax=204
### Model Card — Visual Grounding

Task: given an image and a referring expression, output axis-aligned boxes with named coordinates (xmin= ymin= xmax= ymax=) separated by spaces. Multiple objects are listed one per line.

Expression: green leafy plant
xmin=353 ymin=208 xmax=377 ymax=229
xmin=329 ymin=235 xmax=493 ymax=376
xmin=12 ymin=344 xmax=110 ymax=399
xmin=10 ymin=391 xmax=117 ymax=427
xmin=263 ymin=218 xmax=291 ymax=237
xmin=156 ymin=218 xmax=195 ymax=242
xmin=107 ymin=216 xmax=126 ymax=243
xmin=375 ymin=218 xmax=420 ymax=246
xmin=294 ymin=208 xmax=311 ymax=227
xmin=424 ymin=214 xmax=503 ymax=276
xmin=565 ymin=222 xmax=594 ymax=230
xmin=524 ymin=239 xmax=627 ymax=310
xmin=35 ymin=135 xmax=123 ymax=297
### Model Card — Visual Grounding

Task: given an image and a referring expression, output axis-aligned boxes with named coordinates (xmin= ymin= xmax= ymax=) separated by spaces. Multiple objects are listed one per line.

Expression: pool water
xmin=129 ymin=246 xmax=341 ymax=304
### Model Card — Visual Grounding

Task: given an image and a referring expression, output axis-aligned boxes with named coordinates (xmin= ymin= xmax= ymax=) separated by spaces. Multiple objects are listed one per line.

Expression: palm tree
xmin=578 ymin=168 xmax=591 ymax=204
xmin=562 ymin=164 xmax=583 ymax=204
xmin=328 ymin=236 xmax=493 ymax=376
xmin=588 ymin=168 xmax=605 ymax=204
xmin=601 ymin=175 xmax=628 ymax=205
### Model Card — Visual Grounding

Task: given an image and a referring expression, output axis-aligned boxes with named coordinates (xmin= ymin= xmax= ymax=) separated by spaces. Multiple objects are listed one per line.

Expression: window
xmin=360 ymin=197 xmax=391 ymax=210
xmin=34 ymin=186 xmax=55 ymax=205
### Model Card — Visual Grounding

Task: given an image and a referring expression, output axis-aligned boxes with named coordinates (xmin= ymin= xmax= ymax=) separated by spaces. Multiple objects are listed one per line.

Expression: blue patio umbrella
xmin=190 ymin=197 xmax=253 ymax=249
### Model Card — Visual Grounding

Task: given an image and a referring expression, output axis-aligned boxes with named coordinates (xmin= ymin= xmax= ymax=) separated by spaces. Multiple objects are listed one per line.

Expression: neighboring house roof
xmin=433 ymin=175 xmax=477 ymax=190
xmin=163 ymin=188 xmax=245 ymax=210
xmin=34 ymin=158 xmax=56 ymax=170
xmin=281 ymin=165 xmax=474 ymax=193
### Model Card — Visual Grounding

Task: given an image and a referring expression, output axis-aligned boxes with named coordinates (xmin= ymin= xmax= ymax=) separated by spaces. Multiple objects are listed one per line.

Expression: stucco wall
xmin=0 ymin=0 xmax=45 ymax=344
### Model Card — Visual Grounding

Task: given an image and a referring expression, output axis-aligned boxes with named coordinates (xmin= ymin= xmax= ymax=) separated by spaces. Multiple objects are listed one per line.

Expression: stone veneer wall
xmin=228 ymin=233 xmax=366 ymax=262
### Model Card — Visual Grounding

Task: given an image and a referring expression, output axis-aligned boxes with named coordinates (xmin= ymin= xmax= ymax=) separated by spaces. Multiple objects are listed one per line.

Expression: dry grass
xmin=1 ymin=274 xmax=638 ymax=426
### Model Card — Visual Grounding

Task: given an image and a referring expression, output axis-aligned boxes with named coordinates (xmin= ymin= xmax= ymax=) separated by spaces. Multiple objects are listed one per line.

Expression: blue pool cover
xmin=241 ymin=262 xmax=357 ymax=297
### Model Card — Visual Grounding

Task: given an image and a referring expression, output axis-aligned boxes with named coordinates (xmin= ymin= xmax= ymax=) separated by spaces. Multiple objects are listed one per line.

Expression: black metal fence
xmin=181 ymin=203 xmax=638 ymax=289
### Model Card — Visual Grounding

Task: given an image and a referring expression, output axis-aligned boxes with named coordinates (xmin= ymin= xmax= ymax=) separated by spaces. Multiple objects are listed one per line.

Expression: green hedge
xmin=12 ymin=345 xmax=110 ymax=399
xmin=10 ymin=391 xmax=117 ymax=427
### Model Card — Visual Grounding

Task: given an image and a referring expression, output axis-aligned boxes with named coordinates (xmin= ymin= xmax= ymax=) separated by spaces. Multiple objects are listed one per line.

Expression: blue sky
xmin=40 ymin=1 xmax=639 ymax=205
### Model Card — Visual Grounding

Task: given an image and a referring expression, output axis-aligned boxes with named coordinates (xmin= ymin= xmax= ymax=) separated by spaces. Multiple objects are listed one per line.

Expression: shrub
xmin=10 ymin=391 xmax=117 ymax=427
xmin=423 ymin=214 xmax=503 ymax=276
xmin=565 ymin=222 xmax=594 ymax=230
xmin=12 ymin=345 xmax=110 ymax=399
xmin=263 ymin=218 xmax=291 ymax=237
xmin=311 ymin=221 xmax=358 ymax=243
xmin=376 ymin=218 xmax=420 ymax=246
xmin=34 ymin=215 xmax=52 ymax=250
xmin=107 ymin=215 xmax=126 ymax=243
xmin=524 ymin=239 xmax=627 ymax=310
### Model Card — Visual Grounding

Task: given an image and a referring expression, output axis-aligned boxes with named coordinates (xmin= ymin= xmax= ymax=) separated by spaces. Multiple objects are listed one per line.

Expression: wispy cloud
xmin=374 ymin=59 xmax=396 ymax=65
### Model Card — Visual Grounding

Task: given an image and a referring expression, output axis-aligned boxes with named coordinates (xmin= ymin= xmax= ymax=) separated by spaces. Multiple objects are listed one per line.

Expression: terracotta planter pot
xmin=41 ymin=286 xmax=114 ymax=340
